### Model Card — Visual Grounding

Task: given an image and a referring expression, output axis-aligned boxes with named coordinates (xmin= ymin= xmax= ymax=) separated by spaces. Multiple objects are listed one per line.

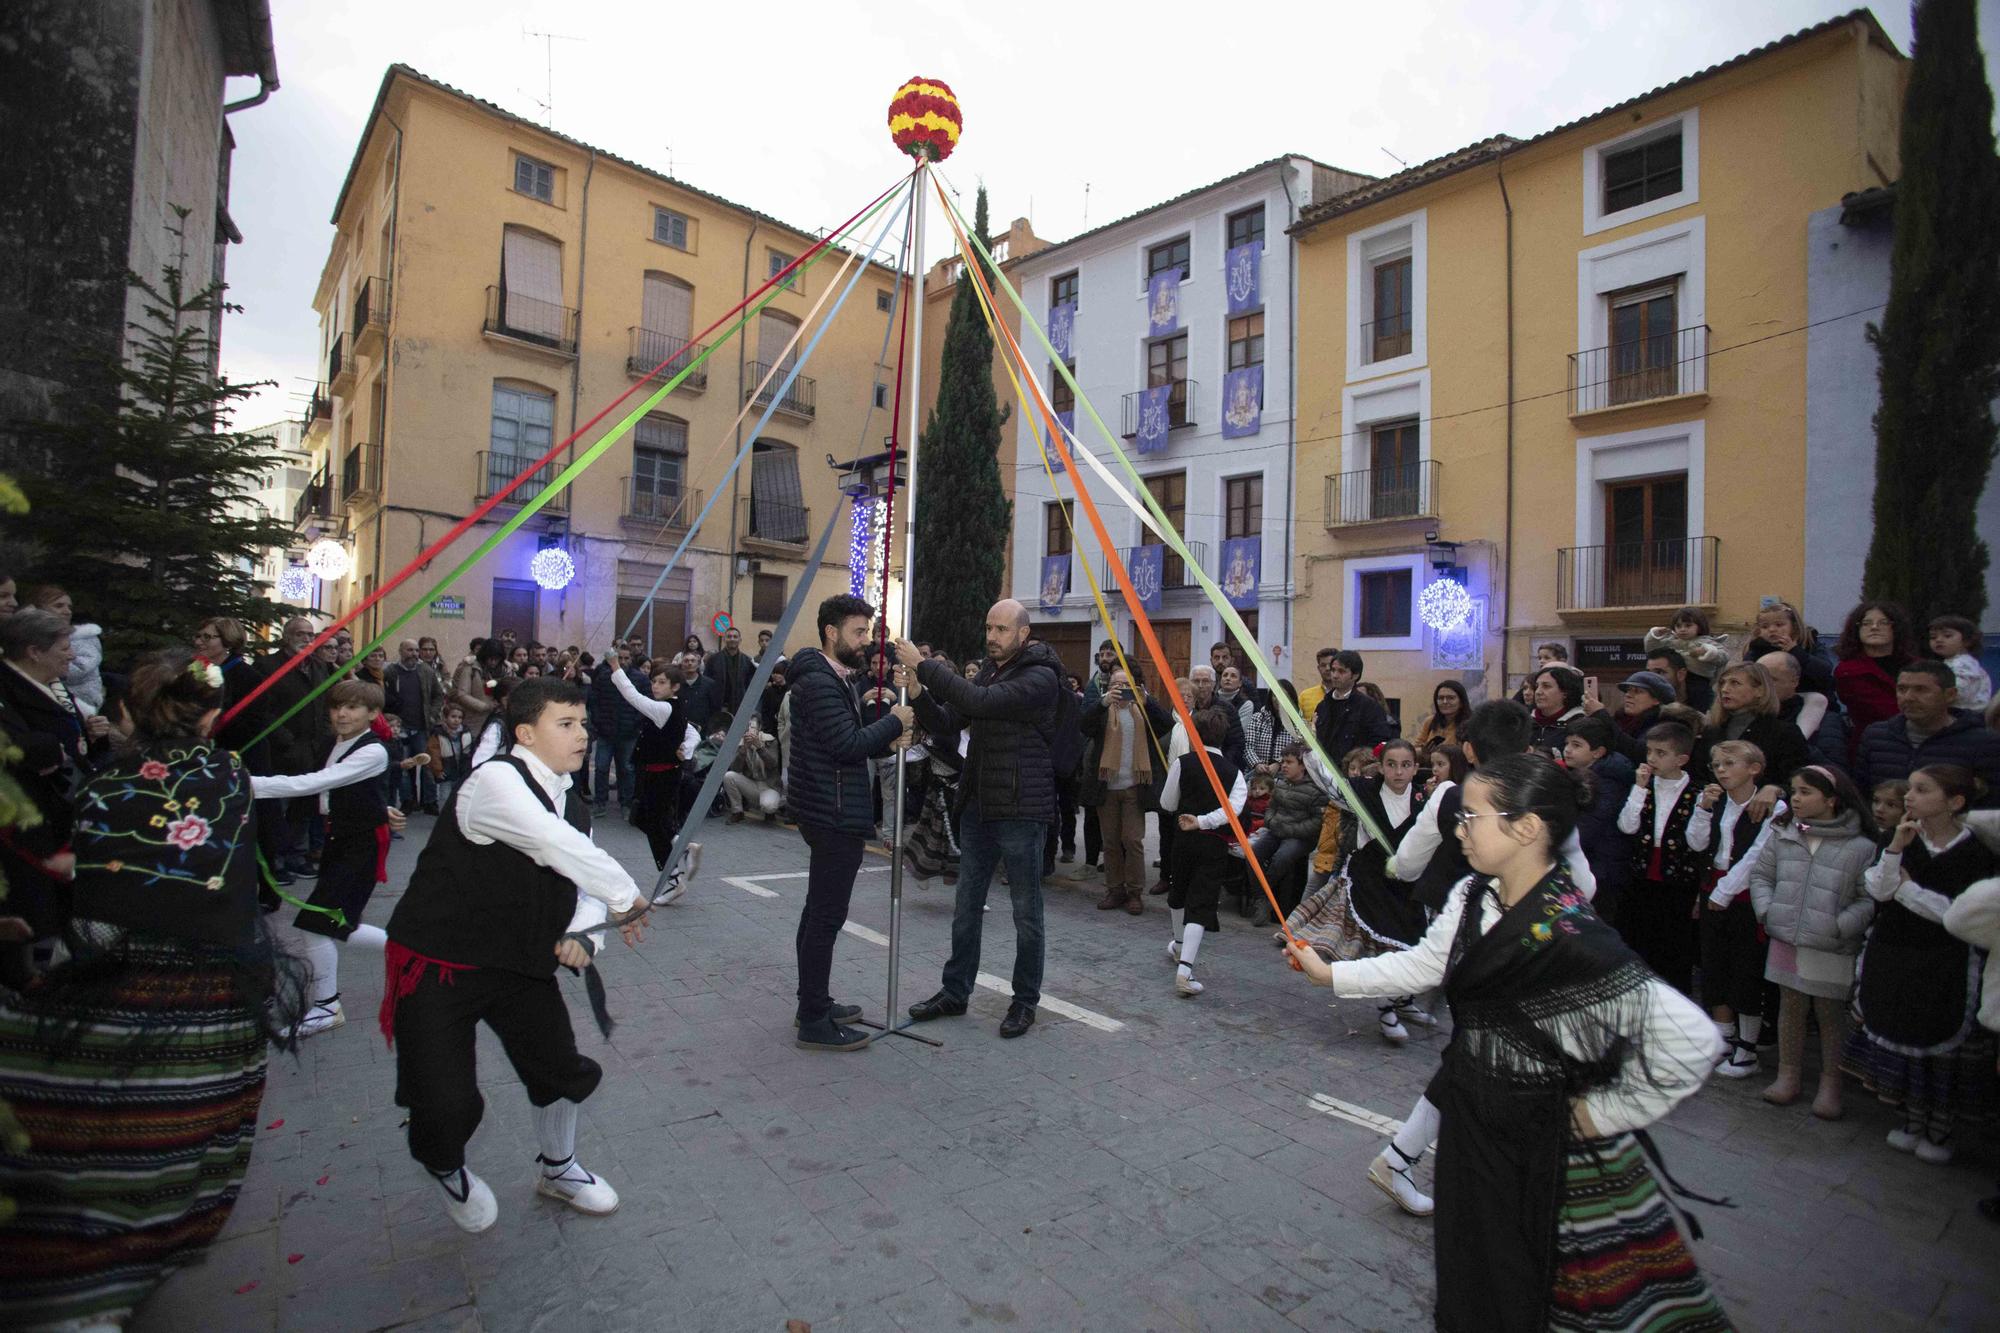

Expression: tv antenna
xmin=1082 ymin=181 xmax=1091 ymax=225
xmin=521 ymin=27 xmax=582 ymax=127
xmin=1380 ymin=146 xmax=1409 ymax=168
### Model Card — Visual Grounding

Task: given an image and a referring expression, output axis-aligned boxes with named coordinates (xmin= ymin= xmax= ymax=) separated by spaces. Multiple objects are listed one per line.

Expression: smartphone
xmin=1584 ymin=676 xmax=1599 ymax=703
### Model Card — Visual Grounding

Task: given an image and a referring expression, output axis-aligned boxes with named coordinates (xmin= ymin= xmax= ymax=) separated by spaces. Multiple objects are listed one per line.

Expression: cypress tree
xmin=6 ymin=209 xmax=298 ymax=664
xmin=1862 ymin=0 xmax=2000 ymax=626
xmin=911 ymin=185 xmax=1010 ymax=663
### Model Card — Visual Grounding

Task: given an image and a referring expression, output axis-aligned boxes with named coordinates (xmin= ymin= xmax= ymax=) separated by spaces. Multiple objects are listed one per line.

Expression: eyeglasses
xmin=1454 ymin=809 xmax=1510 ymax=830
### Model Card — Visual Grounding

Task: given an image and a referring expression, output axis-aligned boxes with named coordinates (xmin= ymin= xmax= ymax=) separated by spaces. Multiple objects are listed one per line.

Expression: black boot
xmin=908 ymin=990 xmax=968 ymax=1022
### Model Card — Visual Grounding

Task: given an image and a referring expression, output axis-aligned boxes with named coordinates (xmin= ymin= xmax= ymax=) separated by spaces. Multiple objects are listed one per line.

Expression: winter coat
xmin=382 ymin=659 xmax=445 ymax=732
xmin=1833 ymin=654 xmax=1911 ymax=758
xmin=64 ymin=621 xmax=106 ymax=713
xmin=678 ymin=672 xmax=721 ymax=734
xmin=1313 ymin=690 xmax=1394 ymax=768
xmin=449 ymin=658 xmax=498 ymax=730
xmin=1941 ymin=876 xmax=2000 ymax=1033
xmin=1852 ymin=712 xmax=2000 ymax=808
xmin=703 ymin=648 xmax=757 ymax=715
xmin=1263 ymin=774 xmax=1328 ymax=841
xmin=1574 ymin=751 xmax=1637 ymax=908
xmin=914 ymin=640 xmax=1064 ymax=823
xmin=730 ymin=733 xmax=781 ymax=786
xmin=587 ymin=664 xmax=647 ymax=741
xmin=1747 ymin=810 xmax=1877 ymax=955
xmin=1692 ymin=713 xmax=1809 ymax=790
xmin=255 ymin=648 xmax=331 ymax=773
xmin=1078 ymin=695 xmax=1173 ymax=808
xmin=1529 ymin=706 xmax=1586 ymax=758
xmin=783 ymin=647 xmax=904 ymax=837
xmin=1643 ymin=627 xmax=1729 ymax=678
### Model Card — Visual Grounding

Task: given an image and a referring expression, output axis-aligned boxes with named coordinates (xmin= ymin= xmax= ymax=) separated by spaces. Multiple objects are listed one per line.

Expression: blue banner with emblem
xmin=1146 ymin=268 xmax=1181 ymax=337
xmin=1135 ymin=384 xmax=1171 ymax=454
xmin=1225 ymin=242 xmax=1261 ymax=315
xmin=1039 ymin=554 xmax=1069 ymax=615
xmin=1128 ymin=544 xmax=1164 ymax=612
xmin=1042 ymin=408 xmax=1075 ymax=473
xmin=1219 ymin=536 xmax=1261 ymax=610
xmin=1048 ymin=301 xmax=1076 ymax=361
xmin=1221 ymin=365 xmax=1262 ymax=439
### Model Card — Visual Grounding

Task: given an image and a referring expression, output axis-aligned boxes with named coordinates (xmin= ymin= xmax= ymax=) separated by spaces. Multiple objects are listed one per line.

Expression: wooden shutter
xmin=642 ymin=273 xmax=694 ymax=341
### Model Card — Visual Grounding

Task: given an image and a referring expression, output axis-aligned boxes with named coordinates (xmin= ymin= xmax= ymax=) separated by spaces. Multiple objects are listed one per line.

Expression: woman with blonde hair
xmin=1692 ymin=661 xmax=1807 ymax=794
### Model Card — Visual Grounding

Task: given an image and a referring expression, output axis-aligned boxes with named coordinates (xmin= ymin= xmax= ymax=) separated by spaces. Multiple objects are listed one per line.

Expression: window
xmin=1045 ymin=502 xmax=1072 ymax=558
xmin=1145 ymin=472 xmax=1186 ymax=587
xmin=1147 ymin=334 xmax=1190 ymax=428
xmin=873 ymin=382 xmax=889 ymax=409
xmin=749 ymin=440 xmax=806 ymax=542
xmin=768 ymin=249 xmax=798 ymax=291
xmin=1607 ymin=282 xmax=1679 ymax=404
xmin=1369 ymin=419 xmax=1421 ymax=517
xmin=1227 ymin=205 xmax=1265 ymax=251
xmin=513 ymin=154 xmax=555 ymax=203
xmin=757 ymin=309 xmax=801 ymax=373
xmin=1051 ymin=363 xmax=1075 ymax=415
xmin=632 ymin=414 xmax=686 ymax=520
xmin=1051 ymin=271 xmax=1079 ymax=307
xmin=1358 ymin=569 xmax=1413 ymax=638
xmin=751 ymin=573 xmax=787 ymax=622
xmin=652 ymin=206 xmax=690 ymax=250
xmin=1146 ymin=235 xmax=1190 ymax=280
xmin=641 ymin=272 xmax=694 ymax=343
xmin=1369 ymin=256 xmax=1413 ymax=362
xmin=1227 ymin=312 xmax=1264 ymax=371
xmin=488 ymin=384 xmax=554 ymax=497
xmin=876 ymin=288 xmax=893 ymax=313
xmin=1224 ymin=476 xmax=1263 ymax=540
xmin=1603 ymin=473 xmax=1689 ymax=606
xmin=499 ymin=226 xmax=565 ymax=342
xmin=1603 ymin=131 xmax=1683 ymax=217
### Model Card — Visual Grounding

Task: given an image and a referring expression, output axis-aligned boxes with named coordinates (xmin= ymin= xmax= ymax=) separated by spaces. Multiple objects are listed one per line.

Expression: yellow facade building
xmin=298 ymin=66 xmax=910 ymax=658
xmin=1287 ymin=11 xmax=1906 ymax=724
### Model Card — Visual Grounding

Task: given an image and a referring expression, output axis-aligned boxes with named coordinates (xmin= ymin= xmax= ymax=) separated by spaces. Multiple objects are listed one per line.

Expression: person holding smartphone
xmin=1078 ymin=671 xmax=1174 ymax=914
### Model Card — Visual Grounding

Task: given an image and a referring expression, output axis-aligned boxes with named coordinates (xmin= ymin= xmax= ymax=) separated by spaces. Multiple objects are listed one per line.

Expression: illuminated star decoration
xmin=531 ymin=546 xmax=576 ymax=591
xmin=305 ymin=539 xmax=351 ymax=581
xmin=277 ymin=565 xmax=314 ymax=602
xmin=1418 ymin=576 xmax=1473 ymax=633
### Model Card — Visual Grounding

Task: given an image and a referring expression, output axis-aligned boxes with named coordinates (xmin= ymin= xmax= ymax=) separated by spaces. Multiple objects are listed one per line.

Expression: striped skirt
xmin=0 ymin=962 xmax=270 ymax=1327
xmin=1549 ymin=1135 xmax=1732 ymax=1331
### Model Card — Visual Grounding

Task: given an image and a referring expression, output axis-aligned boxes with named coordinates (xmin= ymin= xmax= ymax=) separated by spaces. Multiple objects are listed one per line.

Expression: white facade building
xmin=239 ymin=416 xmax=311 ymax=597
xmin=1005 ymin=157 xmax=1369 ymax=685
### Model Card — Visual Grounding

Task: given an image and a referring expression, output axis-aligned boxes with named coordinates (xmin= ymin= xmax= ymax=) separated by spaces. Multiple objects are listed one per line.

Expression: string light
xmin=531 ymin=546 xmax=576 ymax=591
xmin=305 ymin=538 xmax=351 ymax=581
xmin=277 ymin=565 xmax=313 ymax=602
xmin=1418 ymin=577 xmax=1474 ymax=633
xmin=867 ymin=497 xmax=889 ymax=606
xmin=849 ymin=496 xmax=876 ymax=596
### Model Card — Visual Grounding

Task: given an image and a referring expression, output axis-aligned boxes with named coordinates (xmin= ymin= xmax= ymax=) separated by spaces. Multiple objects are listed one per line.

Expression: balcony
xmin=626 ymin=327 xmax=708 ymax=393
xmin=1323 ymin=460 xmax=1441 ymax=529
xmin=1569 ymin=325 xmax=1709 ymax=416
xmin=474 ymin=450 xmax=569 ymax=513
xmin=1119 ymin=379 xmax=1197 ymax=439
xmin=1360 ymin=312 xmax=1412 ymax=366
xmin=1557 ymin=536 xmax=1719 ymax=618
xmin=1103 ymin=541 xmax=1208 ymax=595
xmin=292 ymin=466 xmax=332 ymax=528
xmin=352 ymin=277 xmax=390 ymax=357
xmin=341 ymin=443 xmax=380 ymax=507
xmin=744 ymin=360 xmax=815 ymax=422
xmin=737 ymin=493 xmax=811 ymax=551
xmin=327 ymin=333 xmax=355 ymax=393
xmin=299 ymin=386 xmax=331 ymax=435
xmin=483 ymin=286 xmax=579 ymax=358
xmin=621 ymin=481 xmax=700 ymax=529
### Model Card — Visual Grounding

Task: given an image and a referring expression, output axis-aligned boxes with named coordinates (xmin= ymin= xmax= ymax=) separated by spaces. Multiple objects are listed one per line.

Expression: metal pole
xmin=876 ymin=160 xmax=937 ymax=1047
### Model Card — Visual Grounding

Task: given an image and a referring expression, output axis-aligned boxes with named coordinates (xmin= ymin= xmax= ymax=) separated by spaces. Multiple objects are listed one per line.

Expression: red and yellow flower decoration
xmin=888 ymin=77 xmax=961 ymax=162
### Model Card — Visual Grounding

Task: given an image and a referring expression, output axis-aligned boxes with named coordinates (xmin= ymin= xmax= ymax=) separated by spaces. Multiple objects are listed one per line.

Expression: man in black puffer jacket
xmin=784 ymin=594 xmax=913 ymax=1051
xmin=896 ymin=600 xmax=1063 ymax=1040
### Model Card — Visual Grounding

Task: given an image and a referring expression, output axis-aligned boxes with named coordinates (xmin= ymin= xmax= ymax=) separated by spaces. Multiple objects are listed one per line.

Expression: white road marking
xmin=842 ymin=923 xmax=891 ymax=946
xmin=1306 ymin=1092 xmax=1403 ymax=1136
xmin=720 ymin=876 xmax=781 ymax=899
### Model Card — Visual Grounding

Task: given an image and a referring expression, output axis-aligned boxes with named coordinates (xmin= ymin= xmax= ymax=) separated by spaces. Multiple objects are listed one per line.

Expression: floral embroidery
xmin=164 ymin=800 xmax=182 ymax=813
xmin=149 ymin=815 xmax=167 ymax=828
xmin=69 ymin=743 xmax=250 ymax=893
xmin=205 ymin=875 xmax=225 ymax=891
xmin=164 ymin=815 xmax=213 ymax=851
xmin=138 ymin=760 xmax=170 ymax=781
xmin=106 ymin=859 xmax=124 ymax=873
xmin=1523 ymin=886 xmax=1592 ymax=950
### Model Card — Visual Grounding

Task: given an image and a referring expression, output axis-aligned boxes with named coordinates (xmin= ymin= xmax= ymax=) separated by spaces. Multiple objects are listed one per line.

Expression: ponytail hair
xmin=1914 ymin=763 xmax=1985 ymax=816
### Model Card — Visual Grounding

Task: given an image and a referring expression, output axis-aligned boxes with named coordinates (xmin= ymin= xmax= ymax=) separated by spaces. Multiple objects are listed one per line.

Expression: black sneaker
xmin=795 ymin=1017 xmax=872 ymax=1052
xmin=908 ymin=990 xmax=968 ymax=1022
xmin=793 ymin=1003 xmax=863 ymax=1029
xmin=999 ymin=1002 xmax=1036 ymax=1039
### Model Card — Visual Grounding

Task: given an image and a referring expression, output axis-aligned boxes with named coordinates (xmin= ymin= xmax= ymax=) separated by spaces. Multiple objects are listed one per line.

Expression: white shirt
xmin=453 ymin=745 xmax=641 ymax=944
xmin=471 ymin=719 xmax=505 ymax=768
xmin=1358 ymin=784 xmax=1414 ymax=851
xmin=1866 ymin=826 xmax=1969 ymax=925
xmin=611 ymin=668 xmax=699 ymax=759
xmin=250 ymin=732 xmax=389 ymax=812
xmin=1156 ymin=748 xmax=1248 ymax=829
xmin=1618 ymin=772 xmax=1691 ymax=842
xmin=1330 ymin=879 xmax=1721 ymax=1135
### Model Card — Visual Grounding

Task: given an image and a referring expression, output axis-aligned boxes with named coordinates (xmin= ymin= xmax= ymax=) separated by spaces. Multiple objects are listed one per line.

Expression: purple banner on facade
xmin=1048 ymin=301 xmax=1076 ymax=361
xmin=1221 ymin=365 xmax=1262 ymax=439
xmin=1146 ymin=268 xmax=1181 ymax=337
xmin=1135 ymin=384 xmax=1171 ymax=454
xmin=1127 ymin=544 xmax=1164 ymax=613
xmin=1040 ymin=553 xmax=1070 ymax=615
xmin=1042 ymin=409 xmax=1075 ymax=473
xmin=1225 ymin=242 xmax=1261 ymax=315
xmin=1219 ymin=536 xmax=1261 ymax=610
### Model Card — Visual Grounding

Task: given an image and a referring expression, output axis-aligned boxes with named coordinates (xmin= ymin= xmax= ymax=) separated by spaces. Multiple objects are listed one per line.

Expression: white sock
xmin=533 ymin=1099 xmax=579 ymax=1170
xmin=1391 ymin=1094 xmax=1440 ymax=1164
xmin=1738 ymin=1015 xmax=1763 ymax=1046
xmin=1179 ymin=922 xmax=1204 ymax=968
xmin=299 ymin=935 xmax=339 ymax=1005
xmin=347 ymin=923 xmax=388 ymax=950
xmin=1169 ymin=908 xmax=1184 ymax=942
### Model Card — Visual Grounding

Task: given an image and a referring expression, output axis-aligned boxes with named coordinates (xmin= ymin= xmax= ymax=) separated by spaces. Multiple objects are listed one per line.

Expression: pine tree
xmin=1862 ymin=0 xmax=2000 ymax=625
xmin=7 ymin=208 xmax=298 ymax=665
xmin=911 ymin=185 xmax=1011 ymax=663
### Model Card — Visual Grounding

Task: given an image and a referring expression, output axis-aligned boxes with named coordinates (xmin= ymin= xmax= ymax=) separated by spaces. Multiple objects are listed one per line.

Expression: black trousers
xmin=1168 ymin=830 xmax=1232 ymax=932
xmin=1699 ymin=896 xmax=1766 ymax=1017
xmin=1620 ymin=873 xmax=1700 ymax=997
xmin=633 ymin=764 xmax=682 ymax=871
xmin=1083 ymin=805 xmax=1102 ymax=865
xmin=392 ymin=966 xmax=602 ymax=1175
xmin=796 ymin=823 xmax=867 ymax=1022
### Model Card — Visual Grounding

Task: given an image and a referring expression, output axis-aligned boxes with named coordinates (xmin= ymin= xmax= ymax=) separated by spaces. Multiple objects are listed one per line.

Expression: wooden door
xmin=1034 ymin=623 xmax=1093 ymax=687
xmin=1369 ymin=420 xmax=1421 ymax=518
xmin=491 ymin=578 xmax=538 ymax=646
xmin=1144 ymin=472 xmax=1187 ymax=588
xmin=1144 ymin=619 xmax=1191 ymax=696
xmin=1604 ymin=475 xmax=1688 ymax=606
xmin=1609 ymin=286 xmax=1677 ymax=404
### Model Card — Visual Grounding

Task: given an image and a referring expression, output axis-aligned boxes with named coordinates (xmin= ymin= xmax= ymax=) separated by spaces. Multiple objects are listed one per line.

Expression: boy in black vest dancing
xmin=1159 ymin=707 xmax=1248 ymax=998
xmin=381 ymin=678 xmax=652 ymax=1232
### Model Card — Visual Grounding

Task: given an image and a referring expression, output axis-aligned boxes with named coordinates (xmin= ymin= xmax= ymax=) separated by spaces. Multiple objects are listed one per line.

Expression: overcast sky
xmin=219 ymin=0 xmax=1993 ymax=430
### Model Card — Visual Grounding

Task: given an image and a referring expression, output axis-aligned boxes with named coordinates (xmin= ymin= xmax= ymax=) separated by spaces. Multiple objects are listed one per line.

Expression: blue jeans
xmin=593 ymin=735 xmax=636 ymax=809
xmin=942 ymin=803 xmax=1046 ymax=1007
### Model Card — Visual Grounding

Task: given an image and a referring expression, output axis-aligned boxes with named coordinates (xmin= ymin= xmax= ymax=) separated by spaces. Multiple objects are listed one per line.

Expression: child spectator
xmin=1690 ymin=740 xmax=1782 ymax=1078
xmin=428 ymin=703 xmax=473 ymax=808
xmin=1746 ymin=601 xmax=1837 ymax=698
xmin=1871 ymin=779 xmax=1911 ymax=844
xmin=1747 ymin=764 xmax=1879 ymax=1119
xmin=1646 ymin=608 xmax=1729 ymax=711
xmin=1563 ymin=714 xmax=1636 ymax=927
xmin=1616 ymin=721 xmax=1706 ymax=994
xmin=1159 ymin=707 xmax=1247 ymax=998
xmin=1242 ymin=771 xmax=1273 ymax=837
xmin=1341 ymin=747 xmax=1373 ymax=780
xmin=1844 ymin=765 xmax=1997 ymax=1164
xmin=1927 ymin=614 xmax=1992 ymax=711
xmin=1248 ymin=746 xmax=1327 ymax=924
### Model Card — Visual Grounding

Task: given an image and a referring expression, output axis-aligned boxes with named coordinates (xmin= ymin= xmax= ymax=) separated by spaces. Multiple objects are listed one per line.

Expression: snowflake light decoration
xmin=531 ymin=546 xmax=576 ymax=591
xmin=277 ymin=565 xmax=314 ymax=602
xmin=1418 ymin=577 xmax=1473 ymax=633
xmin=305 ymin=538 xmax=351 ymax=581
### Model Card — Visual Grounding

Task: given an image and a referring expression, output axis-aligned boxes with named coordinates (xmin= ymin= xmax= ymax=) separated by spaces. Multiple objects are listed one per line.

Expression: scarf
xmin=1099 ymin=699 xmax=1152 ymax=784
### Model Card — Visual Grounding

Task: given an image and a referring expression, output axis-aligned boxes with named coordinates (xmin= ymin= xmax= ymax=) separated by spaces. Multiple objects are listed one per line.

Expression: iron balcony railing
xmin=483 ymin=286 xmax=579 ymax=355
xmin=1323 ymin=460 xmax=1441 ymax=528
xmin=626 ymin=327 xmax=708 ymax=391
xmin=474 ymin=450 xmax=569 ymax=511
xmin=326 ymin=333 xmax=352 ymax=388
xmin=341 ymin=442 xmax=381 ymax=505
xmin=1103 ymin=540 xmax=1208 ymax=594
xmin=622 ymin=480 xmax=699 ymax=527
xmin=744 ymin=360 xmax=815 ymax=419
xmin=352 ymin=277 xmax=390 ymax=340
xmin=292 ymin=466 xmax=331 ymax=527
xmin=1361 ymin=311 xmax=1413 ymax=364
xmin=299 ymin=386 xmax=330 ymax=432
xmin=1557 ymin=536 xmax=1719 ymax=612
xmin=1119 ymin=379 xmax=1196 ymax=438
xmin=737 ymin=493 xmax=811 ymax=545
xmin=1568 ymin=325 xmax=1709 ymax=413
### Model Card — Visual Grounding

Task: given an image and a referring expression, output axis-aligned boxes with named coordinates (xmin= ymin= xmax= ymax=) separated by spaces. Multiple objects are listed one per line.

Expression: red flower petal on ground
xmin=236 ymin=1281 xmax=259 ymax=1294
xmin=316 ymin=1175 xmax=329 ymax=1186
xmin=266 ymin=1119 xmax=284 ymax=1129
xmin=287 ymin=1253 xmax=305 ymax=1265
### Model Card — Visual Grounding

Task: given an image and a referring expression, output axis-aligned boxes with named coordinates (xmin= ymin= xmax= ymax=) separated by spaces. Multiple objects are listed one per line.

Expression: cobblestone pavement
xmin=135 ymin=810 xmax=2000 ymax=1331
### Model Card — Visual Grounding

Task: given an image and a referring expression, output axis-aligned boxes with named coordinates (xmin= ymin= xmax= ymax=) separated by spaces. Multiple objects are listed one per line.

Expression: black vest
xmin=324 ymin=733 xmax=388 ymax=835
xmin=1710 ymin=802 xmax=1771 ymax=879
xmin=1628 ymin=778 xmax=1706 ymax=885
xmin=632 ymin=694 xmax=687 ymax=769
xmin=387 ymin=755 xmax=591 ymax=978
xmin=1176 ymin=749 xmax=1242 ymax=833
xmin=1413 ymin=784 xmax=1473 ymax=913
